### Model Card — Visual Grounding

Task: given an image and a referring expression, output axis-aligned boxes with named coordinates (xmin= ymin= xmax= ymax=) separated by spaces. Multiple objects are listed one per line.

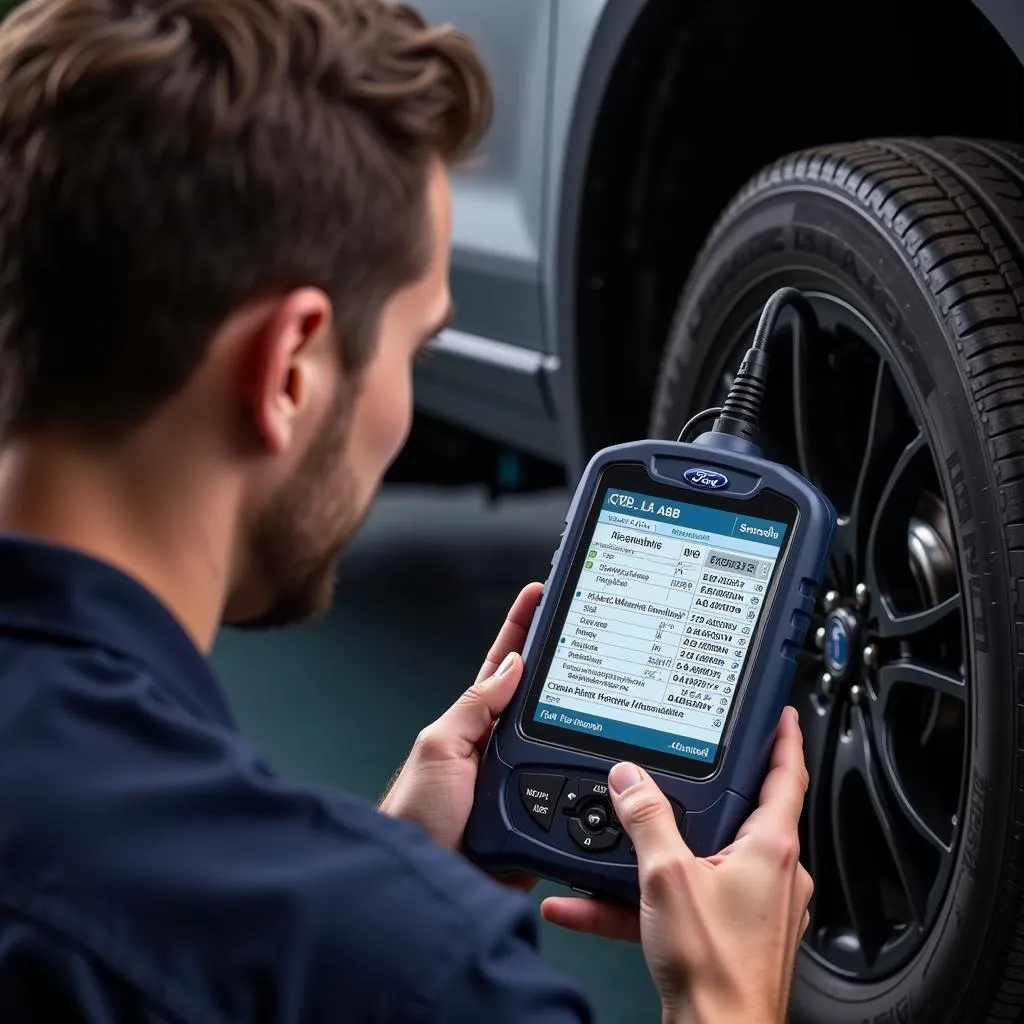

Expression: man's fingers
xmin=608 ymin=762 xmax=695 ymax=888
xmin=475 ymin=582 xmax=544 ymax=684
xmin=767 ymin=706 xmax=807 ymax=779
xmin=423 ymin=580 xmax=542 ymax=760
xmin=422 ymin=654 xmax=524 ymax=759
xmin=540 ymin=896 xmax=641 ymax=943
xmin=734 ymin=707 xmax=808 ymax=847
xmin=459 ymin=652 xmax=523 ymax=724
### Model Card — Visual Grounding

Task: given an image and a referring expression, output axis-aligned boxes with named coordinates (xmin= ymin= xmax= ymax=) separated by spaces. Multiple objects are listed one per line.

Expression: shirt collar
xmin=0 ymin=535 xmax=235 ymax=727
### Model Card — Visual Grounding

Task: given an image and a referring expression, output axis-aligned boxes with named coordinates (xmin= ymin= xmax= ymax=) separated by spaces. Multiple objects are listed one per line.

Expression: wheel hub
xmin=823 ymin=605 xmax=862 ymax=683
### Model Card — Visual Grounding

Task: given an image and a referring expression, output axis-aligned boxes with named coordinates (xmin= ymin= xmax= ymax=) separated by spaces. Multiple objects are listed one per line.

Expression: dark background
xmin=213 ymin=483 xmax=662 ymax=1023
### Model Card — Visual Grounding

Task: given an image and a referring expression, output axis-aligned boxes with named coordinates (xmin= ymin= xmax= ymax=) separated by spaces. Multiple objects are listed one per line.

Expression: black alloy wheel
xmin=650 ymin=139 xmax=1024 ymax=1022
xmin=711 ymin=295 xmax=965 ymax=982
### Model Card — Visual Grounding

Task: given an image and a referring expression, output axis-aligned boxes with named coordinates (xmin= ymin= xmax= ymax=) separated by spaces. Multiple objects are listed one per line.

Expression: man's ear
xmin=238 ymin=288 xmax=334 ymax=455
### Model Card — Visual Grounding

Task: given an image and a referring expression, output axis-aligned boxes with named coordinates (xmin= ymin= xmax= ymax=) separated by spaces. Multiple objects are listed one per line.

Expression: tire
xmin=650 ymin=139 xmax=1024 ymax=1023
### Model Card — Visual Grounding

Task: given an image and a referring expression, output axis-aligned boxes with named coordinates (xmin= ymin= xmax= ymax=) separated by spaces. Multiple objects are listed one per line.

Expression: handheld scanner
xmin=465 ymin=435 xmax=836 ymax=905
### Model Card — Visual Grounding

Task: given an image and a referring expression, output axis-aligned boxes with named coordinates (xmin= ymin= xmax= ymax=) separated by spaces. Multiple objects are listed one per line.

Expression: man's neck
xmin=0 ymin=436 xmax=232 ymax=652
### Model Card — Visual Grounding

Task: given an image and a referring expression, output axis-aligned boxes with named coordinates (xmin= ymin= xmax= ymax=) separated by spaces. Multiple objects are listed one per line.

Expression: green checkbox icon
xmin=585 ymin=560 xmax=594 ymax=569
xmin=588 ymin=549 xmax=597 ymax=559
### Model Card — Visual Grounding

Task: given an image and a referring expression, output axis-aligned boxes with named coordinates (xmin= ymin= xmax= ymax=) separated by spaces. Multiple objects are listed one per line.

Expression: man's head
xmin=0 ymin=0 xmax=491 ymax=629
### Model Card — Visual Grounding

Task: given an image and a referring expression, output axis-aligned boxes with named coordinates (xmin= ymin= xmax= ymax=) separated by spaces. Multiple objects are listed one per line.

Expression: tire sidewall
xmin=652 ymin=187 xmax=1017 ymax=1023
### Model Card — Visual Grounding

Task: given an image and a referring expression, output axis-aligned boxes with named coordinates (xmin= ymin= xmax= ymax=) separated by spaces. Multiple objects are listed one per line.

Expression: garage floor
xmin=212 ymin=484 xmax=661 ymax=1023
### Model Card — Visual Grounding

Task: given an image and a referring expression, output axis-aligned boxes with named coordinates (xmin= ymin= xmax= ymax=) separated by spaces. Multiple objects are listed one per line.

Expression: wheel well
xmin=576 ymin=0 xmax=1024 ymax=455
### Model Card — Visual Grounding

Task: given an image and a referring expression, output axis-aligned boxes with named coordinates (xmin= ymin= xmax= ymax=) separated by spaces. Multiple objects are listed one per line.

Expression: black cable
xmin=749 ymin=287 xmax=817 ymax=352
xmin=677 ymin=406 xmax=723 ymax=443
xmin=707 ymin=287 xmax=820 ymax=445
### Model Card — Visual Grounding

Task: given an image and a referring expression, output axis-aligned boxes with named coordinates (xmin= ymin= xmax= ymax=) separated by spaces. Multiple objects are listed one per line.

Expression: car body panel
xmin=412 ymin=0 xmax=563 ymax=457
xmin=413 ymin=0 xmax=551 ymax=351
xmin=414 ymin=0 xmax=641 ymax=462
xmin=975 ymin=0 xmax=1024 ymax=65
xmin=414 ymin=0 xmax=1024 ymax=473
xmin=544 ymin=0 xmax=649 ymax=478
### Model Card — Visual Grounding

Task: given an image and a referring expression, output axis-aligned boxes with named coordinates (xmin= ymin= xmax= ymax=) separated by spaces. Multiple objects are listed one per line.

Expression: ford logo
xmin=683 ymin=468 xmax=729 ymax=491
xmin=825 ymin=617 xmax=849 ymax=675
xmin=823 ymin=607 xmax=859 ymax=678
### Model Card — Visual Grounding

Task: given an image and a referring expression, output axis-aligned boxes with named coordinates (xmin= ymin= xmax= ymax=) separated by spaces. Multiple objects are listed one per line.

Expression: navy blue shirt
xmin=0 ymin=537 xmax=593 ymax=1023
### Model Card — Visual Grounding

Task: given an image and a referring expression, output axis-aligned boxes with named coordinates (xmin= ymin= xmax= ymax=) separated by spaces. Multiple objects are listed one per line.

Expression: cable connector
xmin=712 ymin=346 xmax=770 ymax=445
xmin=708 ymin=287 xmax=819 ymax=445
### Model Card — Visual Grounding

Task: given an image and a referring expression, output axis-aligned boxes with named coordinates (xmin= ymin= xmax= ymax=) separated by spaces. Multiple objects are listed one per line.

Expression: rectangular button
xmin=579 ymin=778 xmax=610 ymax=801
xmin=518 ymin=772 xmax=565 ymax=832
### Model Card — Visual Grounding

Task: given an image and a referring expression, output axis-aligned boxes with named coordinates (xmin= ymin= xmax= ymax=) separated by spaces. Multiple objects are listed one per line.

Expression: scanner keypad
xmin=560 ymin=774 xmax=623 ymax=853
xmin=514 ymin=769 xmax=686 ymax=857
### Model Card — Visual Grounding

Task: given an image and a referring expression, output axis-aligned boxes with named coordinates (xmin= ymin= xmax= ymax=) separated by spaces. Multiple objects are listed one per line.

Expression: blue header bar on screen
xmin=600 ymin=489 xmax=786 ymax=548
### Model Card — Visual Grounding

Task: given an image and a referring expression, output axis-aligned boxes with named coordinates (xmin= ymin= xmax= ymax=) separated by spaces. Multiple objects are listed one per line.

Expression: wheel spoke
xmin=864 ymin=431 xmax=926 ymax=594
xmin=851 ymin=359 xmax=890 ymax=509
xmin=876 ymin=659 xmax=966 ymax=714
xmin=869 ymin=659 xmax=963 ymax=853
xmin=793 ymin=681 xmax=840 ymax=932
xmin=827 ymin=521 xmax=856 ymax=590
xmin=848 ymin=361 xmax=901 ymax=575
xmin=792 ymin=315 xmax=815 ymax=485
xmin=868 ymin=655 xmax=962 ymax=856
xmin=873 ymin=725 xmax=952 ymax=856
xmin=833 ymin=708 xmax=929 ymax=960
xmin=857 ymin=710 xmax=930 ymax=925
xmin=875 ymin=592 xmax=961 ymax=640
xmin=831 ymin=712 xmax=888 ymax=964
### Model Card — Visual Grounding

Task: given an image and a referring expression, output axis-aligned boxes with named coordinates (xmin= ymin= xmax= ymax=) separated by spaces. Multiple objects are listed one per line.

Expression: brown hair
xmin=0 ymin=0 xmax=491 ymax=441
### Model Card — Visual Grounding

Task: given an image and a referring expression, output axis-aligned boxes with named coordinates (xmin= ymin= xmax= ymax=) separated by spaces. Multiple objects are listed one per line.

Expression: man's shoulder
xmin=259 ymin=780 xmax=536 ymax=951
xmin=0 ymin=651 xmax=544 ymax=1021
xmin=2 ymin=770 xmax=544 ymax=1023
xmin=315 ymin=786 xmax=526 ymax=920
xmin=281 ymin=791 xmax=548 ymax=1016
xmin=180 ymin=781 xmax=542 ymax=1021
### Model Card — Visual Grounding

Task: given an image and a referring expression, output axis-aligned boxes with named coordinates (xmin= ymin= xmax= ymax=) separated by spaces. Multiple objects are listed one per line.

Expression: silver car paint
xmin=413 ymin=0 xmax=1024 ymax=474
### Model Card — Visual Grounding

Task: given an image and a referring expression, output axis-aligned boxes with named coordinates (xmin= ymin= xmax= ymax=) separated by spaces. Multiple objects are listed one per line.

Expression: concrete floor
xmin=212 ymin=484 xmax=661 ymax=1023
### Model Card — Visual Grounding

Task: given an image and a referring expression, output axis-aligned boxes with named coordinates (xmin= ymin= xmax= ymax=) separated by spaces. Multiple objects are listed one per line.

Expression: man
xmin=0 ymin=0 xmax=813 ymax=1021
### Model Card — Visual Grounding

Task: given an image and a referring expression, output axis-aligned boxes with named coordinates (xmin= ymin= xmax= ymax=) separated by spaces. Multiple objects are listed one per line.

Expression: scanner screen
xmin=532 ymin=487 xmax=790 ymax=765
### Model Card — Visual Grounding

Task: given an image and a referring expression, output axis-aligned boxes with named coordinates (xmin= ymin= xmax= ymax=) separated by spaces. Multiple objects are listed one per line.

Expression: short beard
xmin=227 ymin=383 xmax=364 ymax=631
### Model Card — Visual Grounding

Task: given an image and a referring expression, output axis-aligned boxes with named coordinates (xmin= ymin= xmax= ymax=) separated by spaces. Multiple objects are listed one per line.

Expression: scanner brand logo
xmin=683 ymin=468 xmax=729 ymax=491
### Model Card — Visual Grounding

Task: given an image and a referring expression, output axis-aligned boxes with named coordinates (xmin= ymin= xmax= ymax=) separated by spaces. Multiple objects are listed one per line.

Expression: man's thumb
xmin=444 ymin=652 xmax=523 ymax=743
xmin=608 ymin=762 xmax=690 ymax=861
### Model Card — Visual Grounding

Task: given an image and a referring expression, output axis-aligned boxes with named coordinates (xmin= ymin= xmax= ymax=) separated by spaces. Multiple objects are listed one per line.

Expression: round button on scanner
xmin=568 ymin=814 xmax=621 ymax=853
xmin=568 ymin=798 xmax=621 ymax=854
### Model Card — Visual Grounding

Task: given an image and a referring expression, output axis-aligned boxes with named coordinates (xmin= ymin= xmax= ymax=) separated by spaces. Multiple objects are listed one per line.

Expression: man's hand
xmin=379 ymin=582 xmax=543 ymax=852
xmin=541 ymin=707 xmax=813 ymax=1024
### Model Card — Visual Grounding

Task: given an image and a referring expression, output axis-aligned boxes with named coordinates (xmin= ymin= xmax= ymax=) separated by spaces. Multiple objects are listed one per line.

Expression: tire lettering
xmin=962 ymin=531 xmax=991 ymax=654
xmin=945 ymin=450 xmax=989 ymax=651
xmin=946 ymin=450 xmax=972 ymax=527
xmin=793 ymin=224 xmax=817 ymax=255
xmin=859 ymin=992 xmax=917 ymax=1023
xmin=961 ymin=767 xmax=986 ymax=881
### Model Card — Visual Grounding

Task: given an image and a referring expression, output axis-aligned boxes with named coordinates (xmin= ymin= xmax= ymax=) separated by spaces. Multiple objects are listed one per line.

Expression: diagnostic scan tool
xmin=465 ymin=289 xmax=837 ymax=905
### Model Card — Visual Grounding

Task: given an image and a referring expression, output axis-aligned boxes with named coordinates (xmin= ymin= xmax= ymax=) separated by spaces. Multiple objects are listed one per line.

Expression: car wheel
xmin=650 ymin=138 xmax=1024 ymax=1022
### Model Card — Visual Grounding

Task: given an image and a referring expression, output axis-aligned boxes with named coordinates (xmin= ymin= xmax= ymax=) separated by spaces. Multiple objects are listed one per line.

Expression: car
xmin=388 ymin=0 xmax=1024 ymax=1021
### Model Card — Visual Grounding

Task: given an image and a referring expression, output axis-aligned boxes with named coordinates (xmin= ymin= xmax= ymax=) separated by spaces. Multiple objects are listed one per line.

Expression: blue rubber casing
xmin=464 ymin=436 xmax=837 ymax=905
